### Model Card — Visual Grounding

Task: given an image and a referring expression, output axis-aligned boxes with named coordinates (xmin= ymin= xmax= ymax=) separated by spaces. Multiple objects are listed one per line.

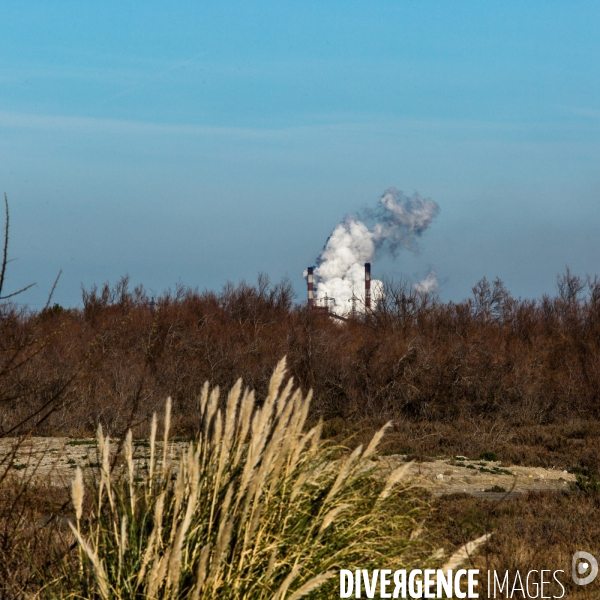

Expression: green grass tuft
xmin=50 ymin=359 xmax=447 ymax=599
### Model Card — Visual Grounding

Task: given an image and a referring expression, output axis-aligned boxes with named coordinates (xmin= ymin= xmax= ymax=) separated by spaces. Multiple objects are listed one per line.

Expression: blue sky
xmin=1 ymin=1 xmax=599 ymax=307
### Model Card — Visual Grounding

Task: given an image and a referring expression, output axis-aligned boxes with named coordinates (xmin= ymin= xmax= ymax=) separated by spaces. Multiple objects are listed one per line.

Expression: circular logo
xmin=572 ymin=551 xmax=598 ymax=586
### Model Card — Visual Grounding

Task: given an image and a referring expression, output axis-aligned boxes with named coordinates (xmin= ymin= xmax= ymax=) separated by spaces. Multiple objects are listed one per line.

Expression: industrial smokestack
xmin=365 ymin=262 xmax=371 ymax=310
xmin=307 ymin=267 xmax=314 ymax=309
xmin=307 ymin=188 xmax=439 ymax=316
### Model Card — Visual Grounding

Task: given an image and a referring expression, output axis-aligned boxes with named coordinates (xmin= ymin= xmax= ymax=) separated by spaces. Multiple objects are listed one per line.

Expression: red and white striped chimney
xmin=365 ymin=263 xmax=371 ymax=310
xmin=307 ymin=267 xmax=314 ymax=309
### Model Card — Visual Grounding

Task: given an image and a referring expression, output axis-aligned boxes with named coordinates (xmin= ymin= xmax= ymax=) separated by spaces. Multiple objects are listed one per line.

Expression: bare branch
xmin=0 ymin=282 xmax=36 ymax=300
xmin=0 ymin=193 xmax=9 ymax=298
xmin=0 ymin=194 xmax=36 ymax=302
xmin=44 ymin=269 xmax=63 ymax=310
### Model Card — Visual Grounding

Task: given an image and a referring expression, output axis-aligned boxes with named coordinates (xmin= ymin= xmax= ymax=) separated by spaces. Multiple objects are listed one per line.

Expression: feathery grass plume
xmin=124 ymin=429 xmax=135 ymax=515
xmin=96 ymin=423 xmax=106 ymax=509
xmin=272 ymin=559 xmax=302 ymax=600
xmin=378 ymin=461 xmax=412 ymax=502
xmin=275 ymin=375 xmax=294 ymax=418
xmin=148 ymin=412 xmax=157 ymax=492
xmin=71 ymin=467 xmax=84 ymax=523
xmin=362 ymin=421 xmax=392 ymax=459
xmin=136 ymin=491 xmax=165 ymax=587
xmin=117 ymin=514 xmax=128 ymax=581
xmin=232 ymin=388 xmax=254 ymax=469
xmin=319 ymin=504 xmax=351 ymax=533
xmin=324 ymin=444 xmax=363 ymax=505
xmin=71 ymin=466 xmax=85 ymax=575
xmin=59 ymin=358 xmax=462 ymax=599
xmin=424 ymin=533 xmax=492 ymax=596
xmin=190 ymin=544 xmax=211 ymax=600
xmin=198 ymin=380 xmax=210 ymax=419
xmin=162 ymin=396 xmax=172 ymax=475
xmin=95 ymin=425 xmax=115 ymax=514
xmin=441 ymin=533 xmax=492 ymax=571
xmin=286 ymin=571 xmax=336 ymax=600
xmin=68 ymin=523 xmax=110 ymax=600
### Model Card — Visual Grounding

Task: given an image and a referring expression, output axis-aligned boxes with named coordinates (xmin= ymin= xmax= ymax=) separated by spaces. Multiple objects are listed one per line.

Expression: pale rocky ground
xmin=0 ymin=437 xmax=576 ymax=498
xmin=377 ymin=455 xmax=575 ymax=498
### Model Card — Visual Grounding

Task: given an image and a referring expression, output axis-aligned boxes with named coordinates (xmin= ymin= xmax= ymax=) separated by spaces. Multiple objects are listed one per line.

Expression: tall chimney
xmin=365 ymin=263 xmax=371 ymax=310
xmin=307 ymin=267 xmax=314 ymax=309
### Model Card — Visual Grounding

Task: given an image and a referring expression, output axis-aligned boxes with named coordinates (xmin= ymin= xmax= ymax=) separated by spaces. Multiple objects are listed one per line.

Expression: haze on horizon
xmin=0 ymin=2 xmax=599 ymax=308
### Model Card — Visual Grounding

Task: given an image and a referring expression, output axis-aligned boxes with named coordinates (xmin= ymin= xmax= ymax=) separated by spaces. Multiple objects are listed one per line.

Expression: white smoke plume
xmin=308 ymin=188 xmax=439 ymax=315
xmin=413 ymin=270 xmax=439 ymax=294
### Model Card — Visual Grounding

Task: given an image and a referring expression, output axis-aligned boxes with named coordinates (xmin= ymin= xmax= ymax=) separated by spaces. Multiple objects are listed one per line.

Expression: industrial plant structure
xmin=307 ymin=263 xmax=372 ymax=316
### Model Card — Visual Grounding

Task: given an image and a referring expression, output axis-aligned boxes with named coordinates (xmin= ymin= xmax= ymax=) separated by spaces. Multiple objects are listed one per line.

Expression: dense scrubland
xmin=3 ymin=269 xmax=600 ymax=474
xmin=2 ymin=257 xmax=600 ymax=596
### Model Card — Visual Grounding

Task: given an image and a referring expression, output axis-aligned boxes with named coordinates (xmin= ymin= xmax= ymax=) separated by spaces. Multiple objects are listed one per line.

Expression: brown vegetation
xmin=2 ymin=269 xmax=600 ymax=474
xmin=429 ymin=491 xmax=600 ymax=598
xmin=1 ymin=258 xmax=600 ymax=594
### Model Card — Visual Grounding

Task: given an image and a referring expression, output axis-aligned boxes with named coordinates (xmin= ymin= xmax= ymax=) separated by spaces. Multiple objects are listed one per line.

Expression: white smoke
xmin=413 ymin=270 xmax=439 ymax=294
xmin=309 ymin=188 xmax=439 ymax=315
xmin=372 ymin=188 xmax=440 ymax=252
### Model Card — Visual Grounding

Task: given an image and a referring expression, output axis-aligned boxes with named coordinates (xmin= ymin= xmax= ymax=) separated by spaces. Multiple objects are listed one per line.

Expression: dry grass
xmin=428 ymin=491 xmax=600 ymax=599
xmin=47 ymin=359 xmax=441 ymax=599
xmin=321 ymin=417 xmax=600 ymax=475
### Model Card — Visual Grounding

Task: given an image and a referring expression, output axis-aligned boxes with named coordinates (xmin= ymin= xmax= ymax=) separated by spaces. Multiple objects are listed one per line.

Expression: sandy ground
xmin=0 ymin=437 xmax=575 ymax=498
xmin=377 ymin=455 xmax=574 ymax=497
xmin=0 ymin=436 xmax=176 ymax=487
